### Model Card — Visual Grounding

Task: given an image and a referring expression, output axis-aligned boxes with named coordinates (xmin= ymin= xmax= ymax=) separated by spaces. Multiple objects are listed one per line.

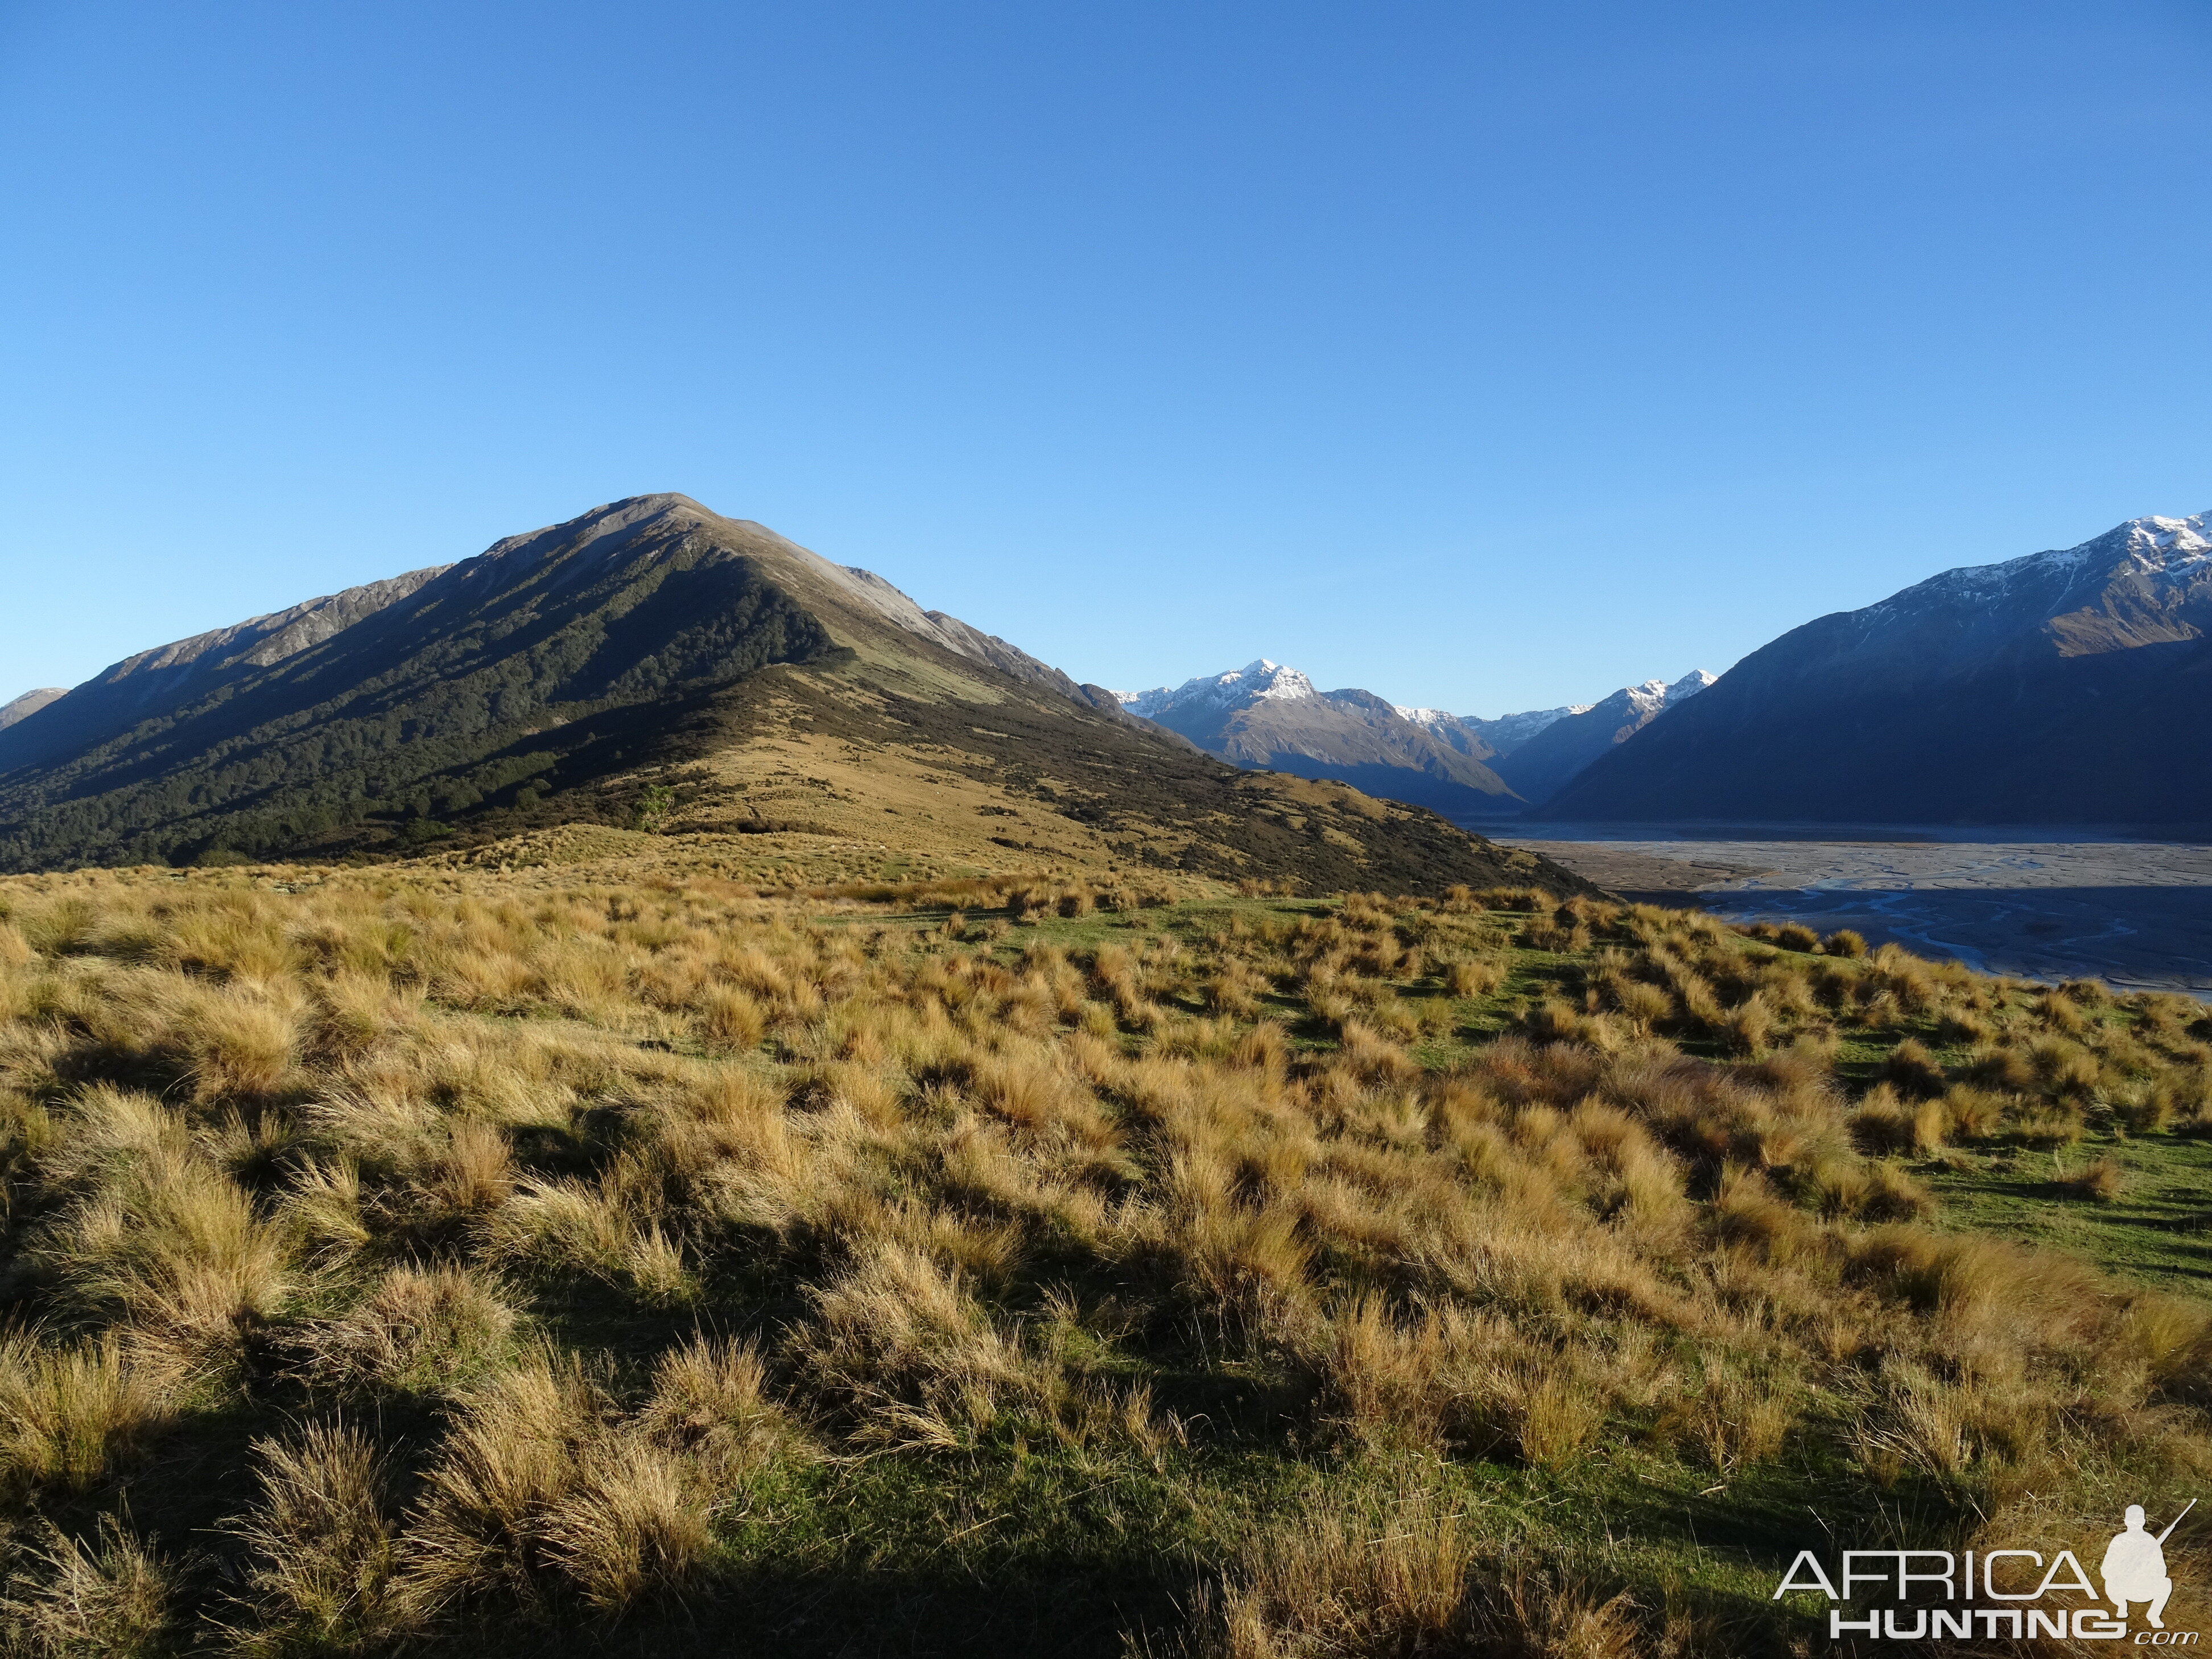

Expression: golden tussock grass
xmin=0 ymin=1516 xmax=176 ymax=1658
xmin=221 ymin=1423 xmax=401 ymax=1653
xmin=1185 ymin=1489 xmax=1645 ymax=1659
xmin=0 ymin=1331 xmax=171 ymax=1493
xmin=0 ymin=866 xmax=2206 ymax=1652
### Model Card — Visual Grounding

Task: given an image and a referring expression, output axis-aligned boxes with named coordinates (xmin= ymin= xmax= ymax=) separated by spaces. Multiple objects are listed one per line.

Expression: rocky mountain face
xmin=0 ymin=496 xmax=1585 ymax=897
xmin=1117 ymin=662 xmax=1522 ymax=818
xmin=0 ymin=690 xmax=66 ymax=732
xmin=1489 ymin=671 xmax=1715 ymax=810
xmin=1546 ymin=511 xmax=2212 ymax=824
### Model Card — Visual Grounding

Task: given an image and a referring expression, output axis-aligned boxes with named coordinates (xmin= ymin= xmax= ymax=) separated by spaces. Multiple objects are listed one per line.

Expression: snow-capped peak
xmin=1883 ymin=510 xmax=2212 ymax=618
xmin=1247 ymin=661 xmax=1318 ymax=701
xmin=1619 ymin=670 xmax=1715 ymax=717
xmin=1126 ymin=664 xmax=1712 ymax=733
xmin=2123 ymin=511 xmax=2212 ymax=566
xmin=1119 ymin=659 xmax=1316 ymax=717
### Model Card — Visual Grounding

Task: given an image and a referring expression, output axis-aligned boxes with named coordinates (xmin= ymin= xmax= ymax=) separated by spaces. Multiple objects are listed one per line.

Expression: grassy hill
xmin=0 ymin=497 xmax=1572 ymax=901
xmin=2 ymin=845 xmax=2209 ymax=1654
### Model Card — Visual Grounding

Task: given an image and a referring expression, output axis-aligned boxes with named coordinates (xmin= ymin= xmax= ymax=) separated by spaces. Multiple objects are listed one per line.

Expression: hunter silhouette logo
xmin=1772 ymin=1500 xmax=2198 ymax=1643
xmin=2106 ymin=1501 xmax=2192 ymax=1631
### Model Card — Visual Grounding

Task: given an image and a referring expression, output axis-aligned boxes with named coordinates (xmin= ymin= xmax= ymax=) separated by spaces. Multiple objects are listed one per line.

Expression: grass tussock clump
xmin=2053 ymin=1153 xmax=2126 ymax=1202
xmin=0 ymin=866 xmax=2206 ymax=1653
xmin=1186 ymin=1490 xmax=1646 ymax=1659
xmin=0 ymin=1332 xmax=171 ymax=1493
xmin=0 ymin=1517 xmax=178 ymax=1658
xmin=290 ymin=1262 xmax=517 ymax=1398
xmin=391 ymin=1339 xmax=797 ymax=1624
xmin=223 ymin=1423 xmax=402 ymax=1654
xmin=795 ymin=1241 xmax=1047 ymax=1445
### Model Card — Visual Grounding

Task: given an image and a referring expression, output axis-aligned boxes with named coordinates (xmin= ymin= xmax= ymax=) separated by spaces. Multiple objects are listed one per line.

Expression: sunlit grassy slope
xmin=2 ymin=849 xmax=2210 ymax=1656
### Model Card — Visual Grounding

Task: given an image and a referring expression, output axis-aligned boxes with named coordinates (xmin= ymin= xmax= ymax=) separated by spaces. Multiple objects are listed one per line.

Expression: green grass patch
xmin=1923 ymin=1128 xmax=2212 ymax=1295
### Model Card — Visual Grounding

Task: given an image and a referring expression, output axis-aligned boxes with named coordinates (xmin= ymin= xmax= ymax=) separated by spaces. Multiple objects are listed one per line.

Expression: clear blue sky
xmin=3 ymin=2 xmax=2209 ymax=716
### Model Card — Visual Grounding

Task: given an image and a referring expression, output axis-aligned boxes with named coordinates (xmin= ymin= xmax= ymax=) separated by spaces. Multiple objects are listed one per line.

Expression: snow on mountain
xmin=1422 ymin=703 xmax=1588 ymax=757
xmin=1485 ymin=670 xmax=1718 ymax=807
xmin=1395 ymin=701 xmax=1578 ymax=733
xmin=1118 ymin=659 xmax=1317 ymax=719
xmin=1112 ymin=659 xmax=1518 ymax=814
xmin=1904 ymin=511 xmax=2212 ymax=608
xmin=1845 ymin=511 xmax=2212 ymax=651
xmin=2117 ymin=511 xmax=2211 ymax=568
xmin=1620 ymin=671 xmax=1717 ymax=719
xmin=1122 ymin=660 xmax=1707 ymax=754
xmin=1108 ymin=655 xmax=1721 ymax=819
xmin=1544 ymin=507 xmax=2212 ymax=824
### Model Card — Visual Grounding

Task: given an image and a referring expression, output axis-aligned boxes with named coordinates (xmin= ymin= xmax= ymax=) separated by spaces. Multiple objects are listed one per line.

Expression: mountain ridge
xmin=1489 ymin=670 xmax=1715 ymax=808
xmin=1546 ymin=511 xmax=2212 ymax=824
xmin=1397 ymin=701 xmax=1589 ymax=760
xmin=0 ymin=568 xmax=453 ymax=773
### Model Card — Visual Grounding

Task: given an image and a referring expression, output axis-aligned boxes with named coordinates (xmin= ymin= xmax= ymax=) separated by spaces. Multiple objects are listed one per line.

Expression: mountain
xmin=914 ymin=608 xmax=1153 ymax=724
xmin=0 ymin=569 xmax=452 ymax=774
xmin=0 ymin=689 xmax=67 ymax=732
xmin=1398 ymin=701 xmax=1588 ymax=761
xmin=0 ymin=495 xmax=1591 ymax=897
xmin=1112 ymin=659 xmax=1719 ymax=820
xmin=1545 ymin=511 xmax=2212 ymax=824
xmin=1490 ymin=671 xmax=1715 ymax=809
xmin=1116 ymin=661 xmax=1523 ymax=818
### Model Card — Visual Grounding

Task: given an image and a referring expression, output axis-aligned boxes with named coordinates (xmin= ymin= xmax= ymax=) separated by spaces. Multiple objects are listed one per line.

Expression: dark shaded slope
xmin=0 ymin=502 xmax=833 ymax=869
xmin=0 ymin=690 xmax=67 ymax=733
xmin=1546 ymin=513 xmax=2212 ymax=825
xmin=1552 ymin=632 xmax=2212 ymax=825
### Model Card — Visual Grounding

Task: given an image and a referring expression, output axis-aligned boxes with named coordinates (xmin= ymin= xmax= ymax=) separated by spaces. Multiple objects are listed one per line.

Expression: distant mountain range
xmin=0 ymin=494 xmax=1586 ymax=897
xmin=1115 ymin=662 xmax=1518 ymax=818
xmin=1113 ymin=662 xmax=1712 ymax=817
xmin=1549 ymin=510 xmax=2212 ymax=824
xmin=16 ymin=500 xmax=2207 ymax=860
xmin=1484 ymin=672 xmax=1715 ymax=807
xmin=1115 ymin=508 xmax=2212 ymax=828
